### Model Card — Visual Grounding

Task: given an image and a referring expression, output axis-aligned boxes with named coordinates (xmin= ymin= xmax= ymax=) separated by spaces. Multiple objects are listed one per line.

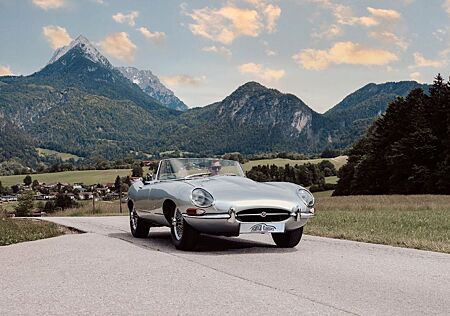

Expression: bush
xmin=14 ymin=191 xmax=35 ymax=216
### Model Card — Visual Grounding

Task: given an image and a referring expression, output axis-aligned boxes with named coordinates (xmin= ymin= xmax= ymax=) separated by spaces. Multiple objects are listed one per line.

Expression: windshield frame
xmin=156 ymin=158 xmax=245 ymax=180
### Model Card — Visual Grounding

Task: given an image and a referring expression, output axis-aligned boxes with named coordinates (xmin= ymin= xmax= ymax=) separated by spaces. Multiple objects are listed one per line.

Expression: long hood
xmin=186 ymin=176 xmax=301 ymax=211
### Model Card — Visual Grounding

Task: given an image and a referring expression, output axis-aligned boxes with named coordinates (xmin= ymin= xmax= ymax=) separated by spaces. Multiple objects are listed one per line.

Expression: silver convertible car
xmin=128 ymin=158 xmax=315 ymax=250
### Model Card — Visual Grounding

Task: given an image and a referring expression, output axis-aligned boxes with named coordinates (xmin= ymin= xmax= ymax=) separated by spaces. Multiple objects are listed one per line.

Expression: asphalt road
xmin=1 ymin=216 xmax=449 ymax=315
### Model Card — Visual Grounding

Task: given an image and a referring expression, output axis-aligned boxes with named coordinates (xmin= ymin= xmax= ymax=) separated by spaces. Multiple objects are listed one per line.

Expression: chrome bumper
xmin=183 ymin=209 xmax=314 ymax=236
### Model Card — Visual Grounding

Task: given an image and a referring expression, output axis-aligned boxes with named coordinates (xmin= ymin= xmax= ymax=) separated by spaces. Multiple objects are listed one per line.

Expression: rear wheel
xmin=171 ymin=208 xmax=199 ymax=251
xmin=130 ymin=206 xmax=150 ymax=238
xmin=272 ymin=227 xmax=303 ymax=248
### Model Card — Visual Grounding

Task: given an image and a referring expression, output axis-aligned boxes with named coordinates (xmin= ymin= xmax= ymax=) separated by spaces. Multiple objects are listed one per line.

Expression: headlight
xmin=297 ymin=188 xmax=314 ymax=207
xmin=191 ymin=188 xmax=214 ymax=207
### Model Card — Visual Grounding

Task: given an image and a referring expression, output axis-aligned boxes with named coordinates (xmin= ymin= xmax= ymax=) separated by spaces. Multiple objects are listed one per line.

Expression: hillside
xmin=0 ymin=36 xmax=431 ymax=169
xmin=334 ymin=76 xmax=449 ymax=195
xmin=324 ymin=81 xmax=429 ymax=148
xmin=162 ymin=82 xmax=333 ymax=154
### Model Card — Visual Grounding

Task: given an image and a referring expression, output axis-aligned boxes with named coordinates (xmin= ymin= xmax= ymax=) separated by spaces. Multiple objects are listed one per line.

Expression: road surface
xmin=1 ymin=216 xmax=449 ymax=315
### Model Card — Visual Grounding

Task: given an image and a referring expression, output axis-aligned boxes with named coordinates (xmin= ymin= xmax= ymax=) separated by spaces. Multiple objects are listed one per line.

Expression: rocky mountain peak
xmin=47 ymin=35 xmax=112 ymax=69
xmin=117 ymin=66 xmax=188 ymax=111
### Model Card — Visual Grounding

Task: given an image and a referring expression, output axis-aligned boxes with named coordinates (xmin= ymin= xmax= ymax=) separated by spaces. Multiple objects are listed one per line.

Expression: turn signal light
xmin=186 ymin=208 xmax=206 ymax=215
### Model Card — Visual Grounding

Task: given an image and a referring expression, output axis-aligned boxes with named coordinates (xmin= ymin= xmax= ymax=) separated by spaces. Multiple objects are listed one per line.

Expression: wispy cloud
xmin=293 ymin=41 xmax=398 ymax=70
xmin=32 ymin=0 xmax=65 ymax=10
xmin=185 ymin=1 xmax=281 ymax=45
xmin=42 ymin=25 xmax=72 ymax=49
xmin=310 ymin=1 xmax=401 ymax=27
xmin=238 ymin=62 xmax=285 ymax=82
xmin=202 ymin=46 xmax=232 ymax=58
xmin=0 ymin=65 xmax=14 ymax=76
xmin=161 ymin=74 xmax=206 ymax=87
xmin=312 ymin=24 xmax=343 ymax=39
xmin=137 ymin=27 xmax=166 ymax=44
xmin=409 ymin=71 xmax=423 ymax=82
xmin=369 ymin=31 xmax=408 ymax=51
xmin=99 ymin=32 xmax=136 ymax=62
xmin=112 ymin=11 xmax=139 ymax=26
xmin=410 ymin=52 xmax=445 ymax=68
xmin=443 ymin=0 xmax=450 ymax=16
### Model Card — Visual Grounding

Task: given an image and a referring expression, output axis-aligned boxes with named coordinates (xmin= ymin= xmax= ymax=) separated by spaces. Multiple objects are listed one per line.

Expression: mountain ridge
xmin=0 ymin=35 xmax=432 ymax=169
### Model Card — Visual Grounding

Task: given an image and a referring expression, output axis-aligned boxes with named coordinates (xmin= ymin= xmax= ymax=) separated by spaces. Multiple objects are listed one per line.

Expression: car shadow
xmin=108 ymin=231 xmax=297 ymax=255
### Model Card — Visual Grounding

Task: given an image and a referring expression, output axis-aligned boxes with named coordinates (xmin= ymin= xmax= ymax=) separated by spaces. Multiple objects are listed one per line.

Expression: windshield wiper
xmin=184 ymin=172 xmax=212 ymax=179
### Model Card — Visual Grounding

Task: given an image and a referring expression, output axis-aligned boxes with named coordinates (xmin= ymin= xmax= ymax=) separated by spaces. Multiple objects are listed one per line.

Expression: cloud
xmin=137 ymin=27 xmax=166 ymax=44
xmin=0 ymin=65 xmax=14 ymax=76
xmin=161 ymin=74 xmax=206 ymax=87
xmin=411 ymin=52 xmax=445 ymax=68
xmin=238 ymin=62 xmax=285 ymax=82
xmin=42 ymin=25 xmax=73 ymax=49
xmin=293 ymin=41 xmax=398 ymax=70
xmin=410 ymin=72 xmax=423 ymax=82
xmin=185 ymin=1 xmax=281 ymax=45
xmin=312 ymin=24 xmax=343 ymax=39
xmin=32 ymin=0 xmax=65 ymax=10
xmin=202 ymin=46 xmax=232 ymax=58
xmin=443 ymin=0 xmax=450 ymax=16
xmin=369 ymin=31 xmax=408 ymax=50
xmin=99 ymin=32 xmax=136 ymax=62
xmin=366 ymin=7 xmax=401 ymax=21
xmin=263 ymin=4 xmax=281 ymax=33
xmin=112 ymin=11 xmax=139 ymax=26
xmin=310 ymin=1 xmax=401 ymax=27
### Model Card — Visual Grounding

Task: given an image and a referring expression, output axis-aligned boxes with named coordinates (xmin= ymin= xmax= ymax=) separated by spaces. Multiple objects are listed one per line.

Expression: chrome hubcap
xmin=130 ymin=208 xmax=138 ymax=230
xmin=173 ymin=209 xmax=183 ymax=240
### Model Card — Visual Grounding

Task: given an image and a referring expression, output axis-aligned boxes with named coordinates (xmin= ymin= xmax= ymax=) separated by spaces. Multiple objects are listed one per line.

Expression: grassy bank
xmin=306 ymin=194 xmax=450 ymax=253
xmin=0 ymin=218 xmax=65 ymax=246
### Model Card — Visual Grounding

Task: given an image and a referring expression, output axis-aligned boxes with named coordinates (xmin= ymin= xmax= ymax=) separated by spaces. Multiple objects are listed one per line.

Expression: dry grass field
xmin=52 ymin=200 xmax=126 ymax=217
xmin=307 ymin=193 xmax=450 ymax=253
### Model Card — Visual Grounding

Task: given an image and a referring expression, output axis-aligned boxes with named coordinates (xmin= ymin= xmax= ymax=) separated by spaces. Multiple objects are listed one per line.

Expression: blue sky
xmin=1 ymin=0 xmax=449 ymax=112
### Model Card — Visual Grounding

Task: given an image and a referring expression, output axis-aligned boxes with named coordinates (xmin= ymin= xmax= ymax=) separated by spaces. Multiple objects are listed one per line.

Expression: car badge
xmin=260 ymin=211 xmax=267 ymax=217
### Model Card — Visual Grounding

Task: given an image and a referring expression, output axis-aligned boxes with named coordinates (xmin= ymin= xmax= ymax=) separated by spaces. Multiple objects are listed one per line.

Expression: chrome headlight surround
xmin=297 ymin=188 xmax=315 ymax=207
xmin=191 ymin=188 xmax=214 ymax=208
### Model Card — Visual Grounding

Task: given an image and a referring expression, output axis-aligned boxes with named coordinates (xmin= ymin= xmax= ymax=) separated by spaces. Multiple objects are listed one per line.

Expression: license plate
xmin=239 ymin=222 xmax=285 ymax=234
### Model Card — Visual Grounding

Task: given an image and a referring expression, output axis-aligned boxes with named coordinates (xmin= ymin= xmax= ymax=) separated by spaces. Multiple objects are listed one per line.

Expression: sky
xmin=1 ymin=0 xmax=450 ymax=113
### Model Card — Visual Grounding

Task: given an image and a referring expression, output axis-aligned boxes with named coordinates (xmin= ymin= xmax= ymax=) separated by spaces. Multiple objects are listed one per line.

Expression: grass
xmin=306 ymin=194 xmax=450 ymax=253
xmin=52 ymin=200 xmax=127 ymax=217
xmin=0 ymin=217 xmax=65 ymax=246
xmin=0 ymin=168 xmax=149 ymax=187
xmin=242 ymin=156 xmax=348 ymax=172
xmin=325 ymin=176 xmax=338 ymax=184
xmin=36 ymin=148 xmax=81 ymax=161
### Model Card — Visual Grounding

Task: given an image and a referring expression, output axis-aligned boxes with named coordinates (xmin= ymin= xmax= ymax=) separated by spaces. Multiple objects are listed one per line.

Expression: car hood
xmin=185 ymin=176 xmax=301 ymax=211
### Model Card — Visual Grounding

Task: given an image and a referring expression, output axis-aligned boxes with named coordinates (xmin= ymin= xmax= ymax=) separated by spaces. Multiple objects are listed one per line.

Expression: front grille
xmin=236 ymin=208 xmax=291 ymax=222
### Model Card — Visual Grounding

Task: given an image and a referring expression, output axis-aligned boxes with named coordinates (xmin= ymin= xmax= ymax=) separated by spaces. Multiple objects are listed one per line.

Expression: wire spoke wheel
xmin=173 ymin=209 xmax=184 ymax=240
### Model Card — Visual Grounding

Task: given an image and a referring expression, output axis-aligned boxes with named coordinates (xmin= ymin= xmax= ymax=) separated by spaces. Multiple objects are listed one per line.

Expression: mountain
xmin=323 ymin=81 xmax=429 ymax=148
xmin=0 ymin=35 xmax=432 ymax=170
xmin=26 ymin=35 xmax=172 ymax=115
xmin=0 ymin=35 xmax=179 ymax=164
xmin=117 ymin=67 xmax=188 ymax=111
xmin=161 ymin=82 xmax=333 ymax=154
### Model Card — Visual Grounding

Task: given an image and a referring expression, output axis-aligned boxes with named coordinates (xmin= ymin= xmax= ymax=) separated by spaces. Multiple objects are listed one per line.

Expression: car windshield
xmin=157 ymin=158 xmax=244 ymax=180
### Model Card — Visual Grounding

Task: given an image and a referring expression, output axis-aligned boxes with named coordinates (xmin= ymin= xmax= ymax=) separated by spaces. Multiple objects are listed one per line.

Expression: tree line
xmin=335 ymin=74 xmax=450 ymax=195
xmin=246 ymin=160 xmax=337 ymax=192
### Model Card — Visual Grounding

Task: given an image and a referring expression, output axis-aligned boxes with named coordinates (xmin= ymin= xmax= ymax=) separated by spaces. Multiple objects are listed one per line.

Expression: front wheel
xmin=130 ymin=206 xmax=150 ymax=238
xmin=272 ymin=227 xmax=303 ymax=248
xmin=171 ymin=208 xmax=199 ymax=251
